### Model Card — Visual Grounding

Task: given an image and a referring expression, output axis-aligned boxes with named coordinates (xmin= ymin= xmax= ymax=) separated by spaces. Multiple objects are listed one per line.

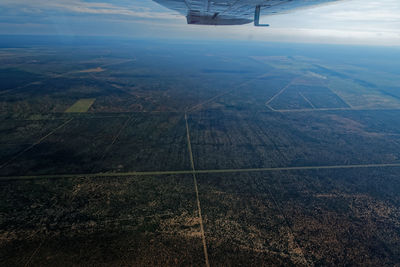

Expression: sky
xmin=1 ymin=0 xmax=400 ymax=46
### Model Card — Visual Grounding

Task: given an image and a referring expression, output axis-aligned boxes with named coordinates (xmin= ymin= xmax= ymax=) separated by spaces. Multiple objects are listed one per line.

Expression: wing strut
xmin=254 ymin=5 xmax=269 ymax=27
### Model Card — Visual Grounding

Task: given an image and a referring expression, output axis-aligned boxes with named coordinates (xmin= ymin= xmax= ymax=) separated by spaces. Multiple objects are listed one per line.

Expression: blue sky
xmin=1 ymin=0 xmax=400 ymax=46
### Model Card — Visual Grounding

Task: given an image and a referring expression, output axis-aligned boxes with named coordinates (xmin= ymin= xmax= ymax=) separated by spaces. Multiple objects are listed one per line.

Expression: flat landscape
xmin=1 ymin=37 xmax=400 ymax=266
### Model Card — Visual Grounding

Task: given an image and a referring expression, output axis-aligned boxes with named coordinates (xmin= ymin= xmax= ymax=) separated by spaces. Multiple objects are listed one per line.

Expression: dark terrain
xmin=1 ymin=36 xmax=400 ymax=266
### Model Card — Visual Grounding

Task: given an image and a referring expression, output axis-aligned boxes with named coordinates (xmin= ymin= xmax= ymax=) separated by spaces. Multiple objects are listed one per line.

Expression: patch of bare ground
xmin=287 ymin=231 xmax=308 ymax=266
xmin=78 ymin=67 xmax=105 ymax=73
xmin=202 ymin=190 xmax=309 ymax=265
xmin=315 ymin=193 xmax=400 ymax=225
xmin=160 ymin=211 xmax=202 ymax=238
xmin=285 ymin=193 xmax=400 ymax=265
xmin=0 ymin=231 xmax=20 ymax=244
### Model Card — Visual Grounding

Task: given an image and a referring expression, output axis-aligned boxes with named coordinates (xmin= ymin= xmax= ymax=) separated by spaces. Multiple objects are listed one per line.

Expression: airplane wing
xmin=153 ymin=0 xmax=341 ymax=26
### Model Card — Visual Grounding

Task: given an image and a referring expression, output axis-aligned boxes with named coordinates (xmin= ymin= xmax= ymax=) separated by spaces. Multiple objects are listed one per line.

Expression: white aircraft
xmin=153 ymin=0 xmax=341 ymax=26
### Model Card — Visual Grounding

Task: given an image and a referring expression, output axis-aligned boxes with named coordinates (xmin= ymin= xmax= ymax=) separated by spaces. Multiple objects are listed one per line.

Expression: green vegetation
xmin=65 ymin=98 xmax=96 ymax=113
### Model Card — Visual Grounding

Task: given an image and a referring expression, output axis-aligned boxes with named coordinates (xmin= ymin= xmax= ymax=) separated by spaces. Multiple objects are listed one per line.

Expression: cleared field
xmin=65 ymin=98 xmax=96 ymax=113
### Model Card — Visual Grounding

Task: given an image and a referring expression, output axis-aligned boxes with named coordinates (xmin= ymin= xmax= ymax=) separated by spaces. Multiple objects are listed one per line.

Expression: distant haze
xmin=0 ymin=0 xmax=399 ymax=46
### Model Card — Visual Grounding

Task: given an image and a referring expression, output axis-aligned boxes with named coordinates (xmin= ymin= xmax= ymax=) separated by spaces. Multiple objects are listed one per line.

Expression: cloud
xmin=1 ymin=0 xmax=400 ymax=46
xmin=1 ymin=0 xmax=178 ymax=19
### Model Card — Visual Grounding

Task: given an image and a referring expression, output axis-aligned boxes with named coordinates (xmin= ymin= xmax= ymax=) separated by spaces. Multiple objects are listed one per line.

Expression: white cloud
xmin=1 ymin=0 xmax=178 ymax=19
xmin=1 ymin=0 xmax=400 ymax=46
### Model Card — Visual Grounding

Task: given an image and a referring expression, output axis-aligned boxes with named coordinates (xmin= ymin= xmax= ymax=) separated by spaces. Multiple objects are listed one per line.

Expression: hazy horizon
xmin=1 ymin=0 xmax=400 ymax=46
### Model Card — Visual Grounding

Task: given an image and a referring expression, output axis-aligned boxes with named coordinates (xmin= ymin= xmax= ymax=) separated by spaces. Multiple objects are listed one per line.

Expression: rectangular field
xmin=0 ymin=113 xmax=190 ymax=176
xmin=188 ymin=110 xmax=400 ymax=170
xmin=65 ymin=98 xmax=96 ymax=113
xmin=269 ymin=84 xmax=349 ymax=110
